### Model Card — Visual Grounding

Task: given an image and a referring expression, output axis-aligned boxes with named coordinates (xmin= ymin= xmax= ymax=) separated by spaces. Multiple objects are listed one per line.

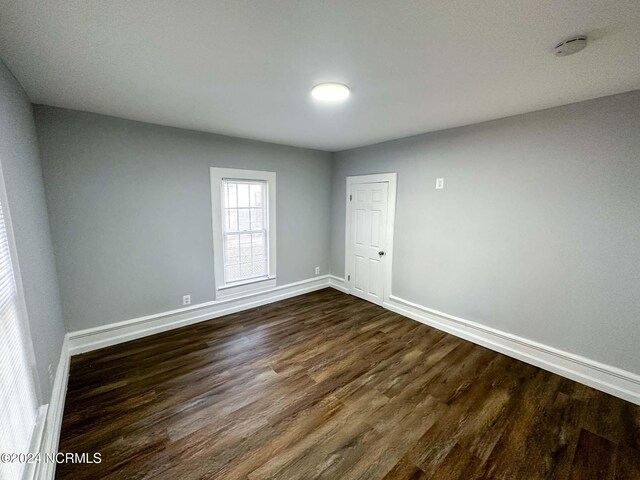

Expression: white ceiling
xmin=1 ymin=1 xmax=639 ymax=151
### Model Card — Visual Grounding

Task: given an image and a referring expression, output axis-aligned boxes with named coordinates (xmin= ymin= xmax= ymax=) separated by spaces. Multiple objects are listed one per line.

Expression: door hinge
xmin=349 ymin=194 xmax=352 ymax=201
xmin=348 ymin=274 xmax=350 ymax=281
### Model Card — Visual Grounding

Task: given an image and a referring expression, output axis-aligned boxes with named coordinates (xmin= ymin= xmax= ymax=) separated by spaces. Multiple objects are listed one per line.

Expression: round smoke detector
xmin=554 ymin=36 xmax=588 ymax=56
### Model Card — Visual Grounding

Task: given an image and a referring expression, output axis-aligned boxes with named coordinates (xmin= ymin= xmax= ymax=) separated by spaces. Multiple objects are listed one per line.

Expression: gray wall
xmin=0 ymin=60 xmax=65 ymax=403
xmin=35 ymin=107 xmax=332 ymax=332
xmin=331 ymin=90 xmax=640 ymax=374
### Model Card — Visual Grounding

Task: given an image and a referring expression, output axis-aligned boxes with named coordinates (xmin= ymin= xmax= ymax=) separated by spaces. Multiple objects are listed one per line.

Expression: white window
xmin=221 ymin=179 xmax=268 ymax=282
xmin=210 ymin=168 xmax=276 ymax=298
xmin=0 ymin=170 xmax=40 ymax=480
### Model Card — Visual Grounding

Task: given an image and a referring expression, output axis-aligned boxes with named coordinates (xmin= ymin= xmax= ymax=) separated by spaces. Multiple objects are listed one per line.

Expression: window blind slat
xmin=0 ymin=198 xmax=39 ymax=480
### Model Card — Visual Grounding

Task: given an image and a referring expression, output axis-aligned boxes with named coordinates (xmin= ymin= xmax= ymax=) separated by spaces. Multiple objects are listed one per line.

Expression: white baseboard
xmin=328 ymin=275 xmax=349 ymax=293
xmin=23 ymin=405 xmax=47 ymax=480
xmin=64 ymin=274 xmax=640 ymax=406
xmin=33 ymin=336 xmax=70 ymax=480
xmin=384 ymin=294 xmax=640 ymax=405
xmin=33 ymin=276 xmax=639 ymax=479
xmin=68 ymin=275 xmax=332 ymax=355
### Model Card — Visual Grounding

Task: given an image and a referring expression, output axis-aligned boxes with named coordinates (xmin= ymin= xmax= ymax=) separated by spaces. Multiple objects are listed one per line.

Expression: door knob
xmin=378 ymin=251 xmax=385 ymax=256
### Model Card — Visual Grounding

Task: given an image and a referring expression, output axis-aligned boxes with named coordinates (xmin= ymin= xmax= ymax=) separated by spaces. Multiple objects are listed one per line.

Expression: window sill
xmin=215 ymin=276 xmax=276 ymax=300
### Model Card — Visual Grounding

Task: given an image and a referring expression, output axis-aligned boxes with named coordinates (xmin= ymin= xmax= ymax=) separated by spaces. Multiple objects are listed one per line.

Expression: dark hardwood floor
xmin=57 ymin=288 xmax=640 ymax=479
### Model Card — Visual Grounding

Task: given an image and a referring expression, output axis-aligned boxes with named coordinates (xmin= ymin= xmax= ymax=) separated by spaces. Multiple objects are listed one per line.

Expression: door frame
xmin=345 ymin=172 xmax=397 ymax=304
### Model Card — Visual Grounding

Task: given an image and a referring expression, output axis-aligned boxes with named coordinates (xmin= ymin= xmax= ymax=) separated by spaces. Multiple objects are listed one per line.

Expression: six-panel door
xmin=349 ymin=181 xmax=388 ymax=305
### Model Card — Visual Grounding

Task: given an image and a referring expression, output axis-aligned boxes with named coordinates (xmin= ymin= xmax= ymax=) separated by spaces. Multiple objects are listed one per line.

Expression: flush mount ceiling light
xmin=311 ymin=83 xmax=350 ymax=102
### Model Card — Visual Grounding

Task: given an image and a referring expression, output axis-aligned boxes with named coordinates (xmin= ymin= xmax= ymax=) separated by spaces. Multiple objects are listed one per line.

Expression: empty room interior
xmin=1 ymin=1 xmax=640 ymax=479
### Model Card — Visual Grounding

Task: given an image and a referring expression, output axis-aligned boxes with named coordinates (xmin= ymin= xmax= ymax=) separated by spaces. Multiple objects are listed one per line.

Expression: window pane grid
xmin=222 ymin=180 xmax=268 ymax=284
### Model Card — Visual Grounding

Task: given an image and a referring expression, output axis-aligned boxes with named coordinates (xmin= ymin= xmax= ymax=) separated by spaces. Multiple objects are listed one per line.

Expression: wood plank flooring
xmin=57 ymin=288 xmax=640 ymax=479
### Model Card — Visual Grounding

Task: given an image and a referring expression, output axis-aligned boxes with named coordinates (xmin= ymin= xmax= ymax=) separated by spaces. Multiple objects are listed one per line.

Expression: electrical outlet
xmin=182 ymin=294 xmax=191 ymax=306
xmin=315 ymin=266 xmax=320 ymax=275
xmin=47 ymin=364 xmax=53 ymax=383
xmin=436 ymin=178 xmax=444 ymax=189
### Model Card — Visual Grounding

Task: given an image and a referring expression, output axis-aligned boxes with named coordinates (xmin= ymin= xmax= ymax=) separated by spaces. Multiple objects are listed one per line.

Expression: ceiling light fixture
xmin=311 ymin=83 xmax=350 ymax=102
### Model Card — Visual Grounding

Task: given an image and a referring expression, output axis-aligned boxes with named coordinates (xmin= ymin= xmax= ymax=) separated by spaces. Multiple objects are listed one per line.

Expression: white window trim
xmin=0 ymin=161 xmax=43 ymax=480
xmin=0 ymin=164 xmax=41 ymax=402
xmin=210 ymin=167 xmax=276 ymax=299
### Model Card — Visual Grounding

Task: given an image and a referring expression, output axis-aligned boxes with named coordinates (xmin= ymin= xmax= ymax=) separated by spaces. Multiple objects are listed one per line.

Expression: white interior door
xmin=348 ymin=181 xmax=389 ymax=305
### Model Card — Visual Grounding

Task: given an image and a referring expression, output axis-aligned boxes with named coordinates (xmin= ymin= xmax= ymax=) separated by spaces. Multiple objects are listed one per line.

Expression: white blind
xmin=222 ymin=179 xmax=268 ymax=284
xmin=0 ymin=198 xmax=38 ymax=480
